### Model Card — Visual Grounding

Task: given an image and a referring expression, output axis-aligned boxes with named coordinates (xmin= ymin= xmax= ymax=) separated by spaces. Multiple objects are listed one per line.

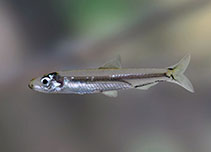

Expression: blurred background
xmin=0 ymin=0 xmax=211 ymax=152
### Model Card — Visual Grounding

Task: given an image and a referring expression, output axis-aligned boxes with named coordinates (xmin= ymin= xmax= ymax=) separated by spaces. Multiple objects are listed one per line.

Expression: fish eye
xmin=42 ymin=79 xmax=48 ymax=84
xmin=41 ymin=77 xmax=51 ymax=86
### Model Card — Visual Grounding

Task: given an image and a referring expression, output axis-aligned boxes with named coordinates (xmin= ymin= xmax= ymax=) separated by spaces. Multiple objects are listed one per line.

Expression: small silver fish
xmin=28 ymin=54 xmax=194 ymax=97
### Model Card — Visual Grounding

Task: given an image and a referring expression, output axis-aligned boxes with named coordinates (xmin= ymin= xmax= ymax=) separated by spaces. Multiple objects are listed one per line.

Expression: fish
xmin=28 ymin=54 xmax=194 ymax=97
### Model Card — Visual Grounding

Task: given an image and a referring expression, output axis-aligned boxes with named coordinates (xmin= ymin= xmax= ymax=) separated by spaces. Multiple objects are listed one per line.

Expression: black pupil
xmin=42 ymin=79 xmax=48 ymax=84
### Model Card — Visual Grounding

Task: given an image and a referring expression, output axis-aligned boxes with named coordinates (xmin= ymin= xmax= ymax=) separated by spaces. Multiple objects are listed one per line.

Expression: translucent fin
xmin=102 ymin=91 xmax=118 ymax=97
xmin=136 ymin=82 xmax=158 ymax=90
xmin=166 ymin=54 xmax=194 ymax=93
xmin=168 ymin=53 xmax=191 ymax=74
xmin=99 ymin=55 xmax=121 ymax=69
xmin=173 ymin=74 xmax=194 ymax=93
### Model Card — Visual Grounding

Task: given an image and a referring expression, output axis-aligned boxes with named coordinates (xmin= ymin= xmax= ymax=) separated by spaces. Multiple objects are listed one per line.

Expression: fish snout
xmin=28 ymin=79 xmax=35 ymax=89
xmin=28 ymin=83 xmax=33 ymax=89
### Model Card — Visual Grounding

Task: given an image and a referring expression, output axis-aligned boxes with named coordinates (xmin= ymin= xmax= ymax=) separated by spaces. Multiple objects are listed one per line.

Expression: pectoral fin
xmin=99 ymin=55 xmax=121 ymax=69
xmin=135 ymin=82 xmax=158 ymax=90
xmin=102 ymin=91 xmax=118 ymax=97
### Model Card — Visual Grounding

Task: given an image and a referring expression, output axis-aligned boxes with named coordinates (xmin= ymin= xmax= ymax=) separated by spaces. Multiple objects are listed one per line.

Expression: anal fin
xmin=135 ymin=82 xmax=158 ymax=90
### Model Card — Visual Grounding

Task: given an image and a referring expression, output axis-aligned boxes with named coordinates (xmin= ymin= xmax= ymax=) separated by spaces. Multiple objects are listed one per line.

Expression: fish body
xmin=29 ymin=54 xmax=194 ymax=97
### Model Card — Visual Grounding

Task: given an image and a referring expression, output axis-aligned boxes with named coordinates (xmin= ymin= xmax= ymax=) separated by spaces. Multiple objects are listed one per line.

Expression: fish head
xmin=28 ymin=72 xmax=63 ymax=93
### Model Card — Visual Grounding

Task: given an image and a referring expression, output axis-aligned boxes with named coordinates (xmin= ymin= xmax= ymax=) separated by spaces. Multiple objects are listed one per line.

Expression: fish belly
xmin=64 ymin=81 xmax=132 ymax=94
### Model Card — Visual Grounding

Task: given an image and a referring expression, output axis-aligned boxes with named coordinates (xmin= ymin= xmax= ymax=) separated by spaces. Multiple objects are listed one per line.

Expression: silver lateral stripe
xmin=66 ymin=73 xmax=166 ymax=82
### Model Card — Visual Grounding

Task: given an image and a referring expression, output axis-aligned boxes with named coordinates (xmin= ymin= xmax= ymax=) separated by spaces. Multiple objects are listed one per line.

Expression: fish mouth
xmin=28 ymin=83 xmax=33 ymax=89
xmin=28 ymin=78 xmax=36 ymax=89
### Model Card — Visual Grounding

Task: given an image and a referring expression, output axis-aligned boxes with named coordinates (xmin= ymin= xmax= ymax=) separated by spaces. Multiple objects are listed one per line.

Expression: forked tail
xmin=166 ymin=54 xmax=194 ymax=93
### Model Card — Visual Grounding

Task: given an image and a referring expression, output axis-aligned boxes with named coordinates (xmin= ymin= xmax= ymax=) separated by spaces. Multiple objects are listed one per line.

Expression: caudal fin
xmin=166 ymin=54 xmax=194 ymax=93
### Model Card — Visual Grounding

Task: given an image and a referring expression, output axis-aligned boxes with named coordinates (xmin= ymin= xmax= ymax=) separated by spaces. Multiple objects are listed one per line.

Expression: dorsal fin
xmin=99 ymin=55 xmax=122 ymax=69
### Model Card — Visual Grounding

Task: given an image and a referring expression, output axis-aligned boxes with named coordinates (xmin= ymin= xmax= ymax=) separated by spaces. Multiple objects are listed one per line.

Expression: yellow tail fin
xmin=166 ymin=54 xmax=194 ymax=93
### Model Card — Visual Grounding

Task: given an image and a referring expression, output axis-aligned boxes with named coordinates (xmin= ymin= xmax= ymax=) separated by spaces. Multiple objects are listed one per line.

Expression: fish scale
xmin=62 ymin=80 xmax=132 ymax=94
